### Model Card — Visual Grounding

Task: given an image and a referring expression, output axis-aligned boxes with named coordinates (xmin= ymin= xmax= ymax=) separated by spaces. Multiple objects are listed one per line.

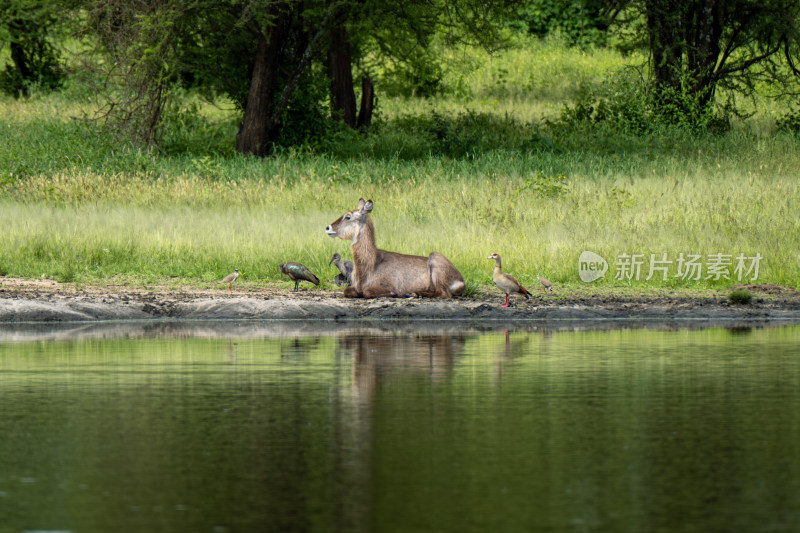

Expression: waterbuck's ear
xmin=363 ymin=199 xmax=373 ymax=214
xmin=356 ymin=198 xmax=366 ymax=210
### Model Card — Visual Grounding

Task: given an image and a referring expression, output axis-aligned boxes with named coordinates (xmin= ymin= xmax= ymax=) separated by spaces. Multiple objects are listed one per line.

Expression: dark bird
xmin=329 ymin=252 xmax=354 ymax=287
xmin=488 ymin=253 xmax=531 ymax=308
xmin=537 ymin=274 xmax=553 ymax=292
xmin=221 ymin=269 xmax=239 ymax=294
xmin=280 ymin=262 xmax=320 ymax=291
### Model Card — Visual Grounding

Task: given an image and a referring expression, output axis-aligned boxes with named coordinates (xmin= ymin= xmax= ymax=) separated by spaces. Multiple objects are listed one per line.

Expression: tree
xmin=83 ymin=0 xmax=512 ymax=154
xmin=83 ymin=0 xmax=189 ymax=145
xmin=236 ymin=0 xmax=348 ymax=155
xmin=186 ymin=0 xmax=514 ymax=153
xmin=638 ymin=0 xmax=800 ymax=122
xmin=0 ymin=0 xmax=66 ymax=96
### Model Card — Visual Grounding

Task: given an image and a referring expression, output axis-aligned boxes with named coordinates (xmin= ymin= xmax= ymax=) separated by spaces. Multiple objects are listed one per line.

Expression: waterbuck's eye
xmin=345 ymin=215 xmax=351 ymax=220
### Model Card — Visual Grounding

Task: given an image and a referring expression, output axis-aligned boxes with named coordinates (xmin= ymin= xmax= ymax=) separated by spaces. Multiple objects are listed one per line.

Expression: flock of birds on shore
xmin=221 ymin=253 xmax=552 ymax=308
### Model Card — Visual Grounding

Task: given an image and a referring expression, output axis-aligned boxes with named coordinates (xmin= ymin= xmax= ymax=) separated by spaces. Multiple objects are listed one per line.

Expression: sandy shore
xmin=1 ymin=278 xmax=799 ymax=326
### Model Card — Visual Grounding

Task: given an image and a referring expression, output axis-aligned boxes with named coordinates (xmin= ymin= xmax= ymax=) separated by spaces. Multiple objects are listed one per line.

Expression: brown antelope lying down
xmin=326 ymin=198 xmax=465 ymax=298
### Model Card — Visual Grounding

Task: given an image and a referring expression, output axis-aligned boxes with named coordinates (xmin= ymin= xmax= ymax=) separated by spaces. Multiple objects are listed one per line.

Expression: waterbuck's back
xmin=366 ymin=250 xmax=432 ymax=295
xmin=358 ymin=249 xmax=463 ymax=297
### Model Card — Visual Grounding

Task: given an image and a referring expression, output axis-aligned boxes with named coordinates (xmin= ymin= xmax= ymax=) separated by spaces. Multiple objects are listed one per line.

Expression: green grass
xmin=0 ymin=36 xmax=798 ymax=292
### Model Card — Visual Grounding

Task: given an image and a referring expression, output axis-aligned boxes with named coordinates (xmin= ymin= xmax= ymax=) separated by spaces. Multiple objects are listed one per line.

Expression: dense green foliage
xmin=0 ymin=0 xmax=66 ymax=96
xmin=507 ymin=0 xmax=612 ymax=47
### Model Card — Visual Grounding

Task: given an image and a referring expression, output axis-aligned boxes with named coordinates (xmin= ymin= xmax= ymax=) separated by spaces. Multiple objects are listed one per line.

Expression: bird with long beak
xmin=329 ymin=252 xmax=354 ymax=287
xmin=221 ymin=269 xmax=239 ymax=294
xmin=488 ymin=253 xmax=531 ymax=308
xmin=280 ymin=262 xmax=320 ymax=291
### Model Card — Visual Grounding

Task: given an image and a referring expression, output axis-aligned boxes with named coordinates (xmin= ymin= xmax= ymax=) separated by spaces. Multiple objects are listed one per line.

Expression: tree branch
xmin=267 ymin=0 xmax=347 ymax=131
xmin=716 ymin=42 xmax=781 ymax=78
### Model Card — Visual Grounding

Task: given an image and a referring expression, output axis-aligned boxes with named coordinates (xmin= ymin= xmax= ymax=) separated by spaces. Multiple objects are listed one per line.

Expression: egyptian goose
xmin=280 ymin=262 xmax=320 ymax=291
xmin=537 ymin=274 xmax=553 ymax=292
xmin=488 ymin=253 xmax=531 ymax=307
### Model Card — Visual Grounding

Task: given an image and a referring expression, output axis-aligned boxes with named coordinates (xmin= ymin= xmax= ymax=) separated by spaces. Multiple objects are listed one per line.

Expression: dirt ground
xmin=1 ymin=277 xmax=799 ymax=324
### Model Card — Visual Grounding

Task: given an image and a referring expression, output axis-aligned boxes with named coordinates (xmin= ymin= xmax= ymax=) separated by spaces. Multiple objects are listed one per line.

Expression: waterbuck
xmin=325 ymin=198 xmax=465 ymax=298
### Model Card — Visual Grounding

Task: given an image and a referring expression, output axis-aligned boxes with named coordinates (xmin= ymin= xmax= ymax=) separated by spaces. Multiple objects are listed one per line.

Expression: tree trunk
xmin=327 ymin=26 xmax=356 ymax=126
xmin=645 ymin=0 xmax=724 ymax=118
xmin=9 ymin=19 xmax=33 ymax=96
xmin=686 ymin=0 xmax=724 ymax=108
xmin=357 ymin=76 xmax=374 ymax=130
xmin=235 ymin=6 xmax=288 ymax=156
xmin=645 ymin=0 xmax=683 ymax=91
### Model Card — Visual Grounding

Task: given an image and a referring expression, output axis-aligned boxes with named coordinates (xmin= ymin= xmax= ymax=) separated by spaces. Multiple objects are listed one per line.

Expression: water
xmin=0 ymin=321 xmax=799 ymax=533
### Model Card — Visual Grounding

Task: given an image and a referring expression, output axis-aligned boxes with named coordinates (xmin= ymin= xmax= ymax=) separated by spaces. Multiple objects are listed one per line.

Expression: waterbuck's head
xmin=326 ymin=198 xmax=373 ymax=242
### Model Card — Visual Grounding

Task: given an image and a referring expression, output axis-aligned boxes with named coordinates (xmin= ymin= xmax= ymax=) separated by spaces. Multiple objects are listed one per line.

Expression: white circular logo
xmin=579 ymin=251 xmax=608 ymax=282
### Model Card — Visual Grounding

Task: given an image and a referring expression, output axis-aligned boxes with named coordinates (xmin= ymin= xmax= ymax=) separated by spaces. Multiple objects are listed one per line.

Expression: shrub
xmin=391 ymin=110 xmax=555 ymax=158
xmin=776 ymin=103 xmax=800 ymax=135
xmin=728 ymin=289 xmax=753 ymax=305
xmin=552 ymin=69 xmax=730 ymax=134
xmin=519 ymin=171 xmax=569 ymax=197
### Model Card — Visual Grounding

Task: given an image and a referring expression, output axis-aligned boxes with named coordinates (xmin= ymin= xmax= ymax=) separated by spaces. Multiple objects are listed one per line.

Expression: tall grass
xmin=1 ymin=36 xmax=798 ymax=291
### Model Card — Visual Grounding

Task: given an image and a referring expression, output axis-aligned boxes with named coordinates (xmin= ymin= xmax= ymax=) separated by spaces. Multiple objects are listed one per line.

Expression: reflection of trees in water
xmin=726 ymin=326 xmax=753 ymax=336
xmin=279 ymin=336 xmax=321 ymax=360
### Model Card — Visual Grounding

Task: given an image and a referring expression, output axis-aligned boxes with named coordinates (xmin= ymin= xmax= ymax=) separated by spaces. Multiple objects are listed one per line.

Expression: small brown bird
xmin=329 ymin=252 xmax=354 ymax=287
xmin=280 ymin=262 xmax=320 ymax=291
xmin=537 ymin=274 xmax=553 ymax=292
xmin=221 ymin=269 xmax=239 ymax=294
xmin=488 ymin=253 xmax=531 ymax=308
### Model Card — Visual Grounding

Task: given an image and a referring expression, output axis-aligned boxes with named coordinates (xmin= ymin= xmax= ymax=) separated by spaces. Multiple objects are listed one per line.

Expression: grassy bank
xmin=1 ymin=38 xmax=798 ymax=292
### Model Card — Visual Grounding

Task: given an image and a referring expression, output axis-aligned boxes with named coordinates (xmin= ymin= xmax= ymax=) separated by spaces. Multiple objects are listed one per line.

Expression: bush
xmin=159 ymin=99 xmax=238 ymax=157
xmin=391 ymin=110 xmax=555 ymax=158
xmin=519 ymin=171 xmax=569 ymax=197
xmin=508 ymin=0 xmax=609 ymax=48
xmin=552 ymin=70 xmax=730 ymax=134
xmin=728 ymin=289 xmax=753 ymax=305
xmin=776 ymin=103 xmax=800 ymax=135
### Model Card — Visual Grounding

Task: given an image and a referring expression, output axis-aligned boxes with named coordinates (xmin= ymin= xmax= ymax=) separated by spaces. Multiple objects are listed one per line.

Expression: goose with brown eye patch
xmin=488 ymin=253 xmax=531 ymax=308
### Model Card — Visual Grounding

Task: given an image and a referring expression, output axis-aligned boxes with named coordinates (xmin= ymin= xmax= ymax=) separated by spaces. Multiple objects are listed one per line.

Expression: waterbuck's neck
xmin=351 ymin=216 xmax=378 ymax=271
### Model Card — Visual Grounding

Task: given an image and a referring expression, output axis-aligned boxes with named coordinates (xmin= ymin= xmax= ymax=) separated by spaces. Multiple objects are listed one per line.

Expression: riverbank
xmin=1 ymin=278 xmax=799 ymax=323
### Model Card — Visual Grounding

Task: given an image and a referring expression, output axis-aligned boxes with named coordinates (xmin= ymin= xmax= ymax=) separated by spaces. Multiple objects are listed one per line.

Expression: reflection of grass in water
xmin=0 ymin=336 xmax=339 ymax=380
xmin=3 ymin=325 xmax=799 ymax=374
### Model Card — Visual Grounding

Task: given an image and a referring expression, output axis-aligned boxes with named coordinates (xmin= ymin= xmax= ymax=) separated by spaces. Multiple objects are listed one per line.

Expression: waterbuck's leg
xmin=362 ymin=284 xmax=397 ymax=298
xmin=343 ymin=286 xmax=360 ymax=298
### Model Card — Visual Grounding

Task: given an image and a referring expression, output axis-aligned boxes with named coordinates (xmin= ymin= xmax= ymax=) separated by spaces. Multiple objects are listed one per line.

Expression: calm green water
xmin=0 ymin=322 xmax=799 ymax=533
